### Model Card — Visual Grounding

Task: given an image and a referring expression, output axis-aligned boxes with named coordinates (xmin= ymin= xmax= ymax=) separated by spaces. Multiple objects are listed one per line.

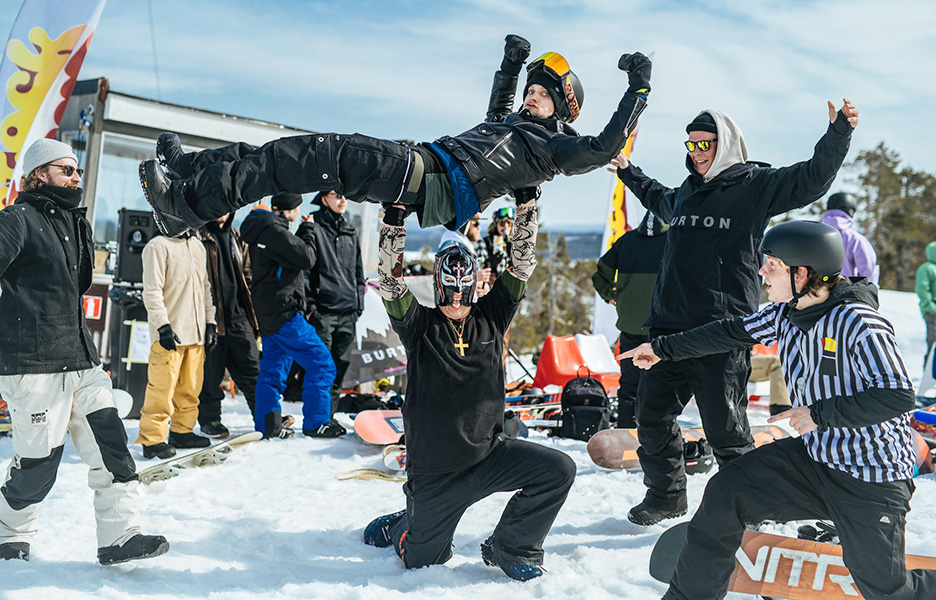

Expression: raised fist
xmin=618 ymin=52 xmax=652 ymax=94
xmin=504 ymin=34 xmax=532 ymax=64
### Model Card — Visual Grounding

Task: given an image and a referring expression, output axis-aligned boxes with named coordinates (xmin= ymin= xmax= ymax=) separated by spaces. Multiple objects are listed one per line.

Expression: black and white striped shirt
xmin=743 ymin=301 xmax=915 ymax=483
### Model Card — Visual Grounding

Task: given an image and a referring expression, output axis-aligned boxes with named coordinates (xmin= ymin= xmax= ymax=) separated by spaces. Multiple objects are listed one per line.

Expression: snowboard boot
xmin=98 ymin=534 xmax=170 ymax=565
xmin=480 ymin=535 xmax=545 ymax=581
xmin=142 ymin=443 xmax=176 ymax=460
xmin=199 ymin=421 xmax=230 ymax=439
xmin=263 ymin=411 xmax=295 ymax=439
xmin=362 ymin=510 xmax=406 ymax=548
xmin=139 ymin=159 xmax=191 ymax=238
xmin=303 ymin=420 xmax=346 ymax=438
xmin=0 ymin=542 xmax=29 ymax=561
xmin=156 ymin=132 xmax=193 ymax=178
xmin=627 ymin=494 xmax=688 ymax=526
xmin=169 ymin=431 xmax=211 ymax=449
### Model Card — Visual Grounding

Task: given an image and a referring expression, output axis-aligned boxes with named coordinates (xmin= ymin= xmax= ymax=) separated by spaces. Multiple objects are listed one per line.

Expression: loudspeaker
xmin=114 ymin=209 xmax=157 ymax=283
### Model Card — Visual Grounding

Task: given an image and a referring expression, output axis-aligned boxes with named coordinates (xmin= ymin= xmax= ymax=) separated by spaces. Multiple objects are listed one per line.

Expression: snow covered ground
xmin=2 ymin=290 xmax=934 ymax=599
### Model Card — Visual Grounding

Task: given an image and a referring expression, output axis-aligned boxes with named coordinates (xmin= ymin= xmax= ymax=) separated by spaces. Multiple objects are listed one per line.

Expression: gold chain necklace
xmin=446 ymin=316 xmax=469 ymax=357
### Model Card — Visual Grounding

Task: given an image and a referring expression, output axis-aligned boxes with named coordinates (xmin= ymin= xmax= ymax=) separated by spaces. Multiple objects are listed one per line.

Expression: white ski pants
xmin=0 ymin=367 xmax=141 ymax=548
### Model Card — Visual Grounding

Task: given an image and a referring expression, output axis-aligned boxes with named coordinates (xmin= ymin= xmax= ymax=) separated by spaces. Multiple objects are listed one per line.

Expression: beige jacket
xmin=142 ymin=235 xmax=216 ymax=346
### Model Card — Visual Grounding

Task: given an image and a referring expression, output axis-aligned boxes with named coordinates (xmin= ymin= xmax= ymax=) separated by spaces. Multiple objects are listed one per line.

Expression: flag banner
xmin=1 ymin=0 xmax=107 ymax=206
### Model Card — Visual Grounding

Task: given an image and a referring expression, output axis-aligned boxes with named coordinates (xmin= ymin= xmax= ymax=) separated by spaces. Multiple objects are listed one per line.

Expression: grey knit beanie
xmin=22 ymin=139 xmax=78 ymax=175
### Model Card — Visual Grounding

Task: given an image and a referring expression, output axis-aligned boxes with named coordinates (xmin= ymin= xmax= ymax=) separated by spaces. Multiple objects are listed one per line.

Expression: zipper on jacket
xmin=483 ymin=131 xmax=514 ymax=159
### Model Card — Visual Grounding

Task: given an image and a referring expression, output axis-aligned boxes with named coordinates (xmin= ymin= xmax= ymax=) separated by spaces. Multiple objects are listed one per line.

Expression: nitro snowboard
xmin=587 ymin=425 xmax=790 ymax=470
xmin=353 ymin=409 xmax=405 ymax=445
xmin=139 ymin=431 xmax=262 ymax=485
xmin=650 ymin=521 xmax=936 ymax=599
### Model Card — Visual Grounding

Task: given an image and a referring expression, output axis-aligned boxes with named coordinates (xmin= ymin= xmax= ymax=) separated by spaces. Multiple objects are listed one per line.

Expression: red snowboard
xmin=353 ymin=409 xmax=404 ymax=445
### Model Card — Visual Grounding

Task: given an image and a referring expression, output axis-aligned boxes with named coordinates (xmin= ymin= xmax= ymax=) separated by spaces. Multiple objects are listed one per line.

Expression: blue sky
xmin=2 ymin=0 xmax=934 ymax=229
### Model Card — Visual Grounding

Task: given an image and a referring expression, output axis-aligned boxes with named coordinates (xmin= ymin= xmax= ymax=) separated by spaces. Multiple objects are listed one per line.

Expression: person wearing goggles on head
xmin=609 ymin=98 xmax=860 ymax=528
xmin=621 ymin=221 xmax=936 ymax=600
xmin=362 ymin=195 xmax=575 ymax=582
xmin=139 ymin=35 xmax=651 ymax=238
xmin=483 ymin=206 xmax=515 ymax=282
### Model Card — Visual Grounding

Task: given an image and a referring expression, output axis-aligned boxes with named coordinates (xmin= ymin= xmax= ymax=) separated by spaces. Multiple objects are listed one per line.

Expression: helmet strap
xmin=787 ymin=267 xmax=807 ymax=309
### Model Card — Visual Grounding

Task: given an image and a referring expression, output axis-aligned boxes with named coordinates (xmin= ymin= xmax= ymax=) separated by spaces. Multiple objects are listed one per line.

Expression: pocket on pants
xmin=10 ymin=405 xmax=53 ymax=458
xmin=839 ymin=499 xmax=902 ymax=577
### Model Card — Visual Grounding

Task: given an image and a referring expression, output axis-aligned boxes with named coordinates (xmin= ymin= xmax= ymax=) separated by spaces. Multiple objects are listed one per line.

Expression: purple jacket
xmin=822 ymin=209 xmax=879 ymax=284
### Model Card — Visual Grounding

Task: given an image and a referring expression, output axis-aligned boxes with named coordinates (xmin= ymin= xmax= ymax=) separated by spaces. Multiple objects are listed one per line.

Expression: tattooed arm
xmin=508 ymin=199 xmax=538 ymax=281
xmin=378 ymin=220 xmax=413 ymax=320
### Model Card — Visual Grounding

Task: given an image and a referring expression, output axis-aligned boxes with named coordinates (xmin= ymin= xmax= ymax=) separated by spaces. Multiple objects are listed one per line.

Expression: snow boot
xmin=199 ymin=421 xmax=230 ymax=439
xmin=98 ymin=534 xmax=170 ymax=565
xmin=156 ymin=132 xmax=193 ymax=179
xmin=139 ymin=159 xmax=191 ymax=238
xmin=303 ymin=420 xmax=347 ymax=438
xmin=362 ymin=510 xmax=406 ymax=548
xmin=0 ymin=542 xmax=29 ymax=561
xmin=169 ymin=431 xmax=211 ymax=449
xmin=263 ymin=411 xmax=295 ymax=439
xmin=480 ymin=536 xmax=545 ymax=581
xmin=142 ymin=442 xmax=176 ymax=460
xmin=627 ymin=494 xmax=688 ymax=526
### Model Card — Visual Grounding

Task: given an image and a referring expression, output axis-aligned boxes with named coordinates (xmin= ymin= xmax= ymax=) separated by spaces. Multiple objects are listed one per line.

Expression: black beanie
xmin=525 ymin=72 xmax=563 ymax=119
xmin=271 ymin=192 xmax=302 ymax=211
xmin=312 ymin=191 xmax=326 ymax=207
xmin=685 ymin=112 xmax=717 ymax=135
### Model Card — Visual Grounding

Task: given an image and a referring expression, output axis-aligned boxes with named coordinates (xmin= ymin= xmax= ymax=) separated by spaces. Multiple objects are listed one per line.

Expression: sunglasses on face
xmin=47 ymin=163 xmax=84 ymax=177
xmin=684 ymin=139 xmax=717 ymax=153
xmin=469 ymin=220 xmax=480 ymax=226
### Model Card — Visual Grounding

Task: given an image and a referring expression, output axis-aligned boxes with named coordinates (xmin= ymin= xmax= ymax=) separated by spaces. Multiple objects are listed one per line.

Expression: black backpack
xmin=557 ymin=368 xmax=610 ymax=441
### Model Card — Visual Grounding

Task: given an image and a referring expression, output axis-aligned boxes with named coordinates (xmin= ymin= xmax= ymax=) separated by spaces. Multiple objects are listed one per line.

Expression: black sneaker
xmin=142 ymin=443 xmax=177 ymax=460
xmin=139 ymin=159 xmax=191 ymax=238
xmin=199 ymin=421 xmax=230 ymax=439
xmin=168 ymin=431 xmax=211 ymax=449
xmin=362 ymin=510 xmax=406 ymax=548
xmin=0 ymin=542 xmax=29 ymax=561
xmin=627 ymin=496 xmax=688 ymax=526
xmin=303 ymin=420 xmax=347 ymax=438
xmin=156 ymin=132 xmax=192 ymax=178
xmin=480 ymin=536 xmax=545 ymax=581
xmin=98 ymin=534 xmax=170 ymax=565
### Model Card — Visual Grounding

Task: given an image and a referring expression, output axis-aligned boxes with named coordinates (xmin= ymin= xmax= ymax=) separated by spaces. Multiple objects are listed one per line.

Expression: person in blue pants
xmin=239 ymin=193 xmax=343 ymax=438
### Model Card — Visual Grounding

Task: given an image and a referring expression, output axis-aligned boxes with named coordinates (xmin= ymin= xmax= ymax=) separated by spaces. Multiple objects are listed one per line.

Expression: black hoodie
xmin=239 ymin=207 xmax=316 ymax=336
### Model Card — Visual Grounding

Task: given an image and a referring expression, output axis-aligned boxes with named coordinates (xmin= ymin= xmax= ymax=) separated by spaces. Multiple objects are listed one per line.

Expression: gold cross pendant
xmin=454 ymin=336 xmax=469 ymax=357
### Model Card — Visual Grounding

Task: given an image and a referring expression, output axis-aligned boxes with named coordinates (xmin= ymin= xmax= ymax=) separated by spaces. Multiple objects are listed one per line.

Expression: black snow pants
xmin=616 ymin=331 xmax=649 ymax=428
xmin=664 ymin=436 xmax=936 ymax=600
xmin=198 ymin=320 xmax=259 ymax=423
xmin=169 ymin=133 xmax=424 ymax=229
xmin=636 ymin=331 xmax=753 ymax=508
xmin=387 ymin=436 xmax=576 ymax=569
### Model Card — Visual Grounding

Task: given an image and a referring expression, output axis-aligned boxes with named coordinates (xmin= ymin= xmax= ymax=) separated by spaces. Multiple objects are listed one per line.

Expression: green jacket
xmin=916 ymin=241 xmax=936 ymax=315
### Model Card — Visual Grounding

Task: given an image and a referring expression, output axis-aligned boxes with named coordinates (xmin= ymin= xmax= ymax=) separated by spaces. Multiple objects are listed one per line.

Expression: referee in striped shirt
xmin=622 ymin=221 xmax=935 ymax=600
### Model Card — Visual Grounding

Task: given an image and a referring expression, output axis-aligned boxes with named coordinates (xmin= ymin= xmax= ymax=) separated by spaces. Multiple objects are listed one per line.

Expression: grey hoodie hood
xmin=685 ymin=109 xmax=748 ymax=183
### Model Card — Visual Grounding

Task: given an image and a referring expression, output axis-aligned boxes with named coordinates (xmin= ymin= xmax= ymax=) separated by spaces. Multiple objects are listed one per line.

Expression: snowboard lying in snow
xmin=649 ymin=521 xmax=936 ymax=599
xmin=138 ymin=431 xmax=262 ymax=485
xmin=587 ymin=425 xmax=790 ymax=470
xmin=353 ymin=409 xmax=405 ymax=445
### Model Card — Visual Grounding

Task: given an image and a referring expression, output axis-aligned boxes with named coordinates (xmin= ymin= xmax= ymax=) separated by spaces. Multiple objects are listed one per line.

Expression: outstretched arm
xmin=486 ymin=34 xmax=531 ymax=123
xmin=377 ymin=206 xmax=412 ymax=319
xmin=497 ymin=198 xmax=537 ymax=302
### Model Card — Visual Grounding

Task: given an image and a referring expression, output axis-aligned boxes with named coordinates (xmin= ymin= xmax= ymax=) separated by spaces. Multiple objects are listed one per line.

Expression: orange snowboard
xmin=353 ymin=409 xmax=404 ymax=445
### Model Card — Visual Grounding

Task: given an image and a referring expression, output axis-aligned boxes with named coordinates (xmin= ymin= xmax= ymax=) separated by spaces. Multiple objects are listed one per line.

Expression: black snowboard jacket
xmin=239 ymin=207 xmax=316 ymax=336
xmin=303 ymin=207 xmax=364 ymax=316
xmin=617 ymin=113 xmax=853 ymax=330
xmin=0 ymin=186 xmax=100 ymax=374
xmin=439 ymin=70 xmax=647 ymax=213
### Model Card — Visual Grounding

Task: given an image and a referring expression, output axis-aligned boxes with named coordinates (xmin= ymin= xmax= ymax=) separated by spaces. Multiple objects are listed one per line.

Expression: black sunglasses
xmin=684 ymin=139 xmax=717 ymax=152
xmin=47 ymin=163 xmax=84 ymax=177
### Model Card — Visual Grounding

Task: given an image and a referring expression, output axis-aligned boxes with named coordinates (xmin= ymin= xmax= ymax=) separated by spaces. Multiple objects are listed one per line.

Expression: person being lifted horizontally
xmin=138 ymin=35 xmax=652 ymax=237
xmin=621 ymin=221 xmax=936 ymax=600
xmin=610 ymin=96 xmax=859 ymax=526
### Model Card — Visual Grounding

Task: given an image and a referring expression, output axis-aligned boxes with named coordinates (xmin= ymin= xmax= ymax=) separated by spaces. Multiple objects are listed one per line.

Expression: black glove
xmin=501 ymin=34 xmax=531 ymax=76
xmin=382 ymin=204 xmax=411 ymax=227
xmin=157 ymin=324 xmax=181 ymax=352
xmin=205 ymin=323 xmax=218 ymax=352
xmin=512 ymin=186 xmax=541 ymax=206
xmin=618 ymin=52 xmax=652 ymax=94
